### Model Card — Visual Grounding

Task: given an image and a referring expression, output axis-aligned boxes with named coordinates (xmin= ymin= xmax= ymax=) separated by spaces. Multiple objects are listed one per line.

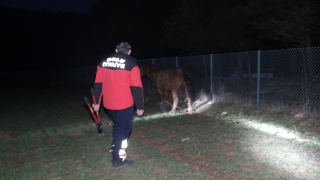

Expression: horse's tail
xmin=184 ymin=73 xmax=196 ymax=104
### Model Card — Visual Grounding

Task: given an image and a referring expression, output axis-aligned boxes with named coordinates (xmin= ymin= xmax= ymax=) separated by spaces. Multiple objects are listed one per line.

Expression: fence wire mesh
xmin=2 ymin=47 xmax=319 ymax=116
xmin=139 ymin=47 xmax=320 ymax=116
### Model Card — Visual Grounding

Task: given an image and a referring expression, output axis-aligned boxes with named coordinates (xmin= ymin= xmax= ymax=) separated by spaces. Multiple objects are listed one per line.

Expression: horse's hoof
xmin=160 ymin=104 xmax=167 ymax=112
xmin=168 ymin=110 xmax=175 ymax=115
xmin=187 ymin=108 xmax=193 ymax=114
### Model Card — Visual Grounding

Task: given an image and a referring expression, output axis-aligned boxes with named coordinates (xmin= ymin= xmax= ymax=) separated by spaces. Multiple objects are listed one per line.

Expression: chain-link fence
xmin=2 ymin=47 xmax=319 ymax=116
xmin=139 ymin=46 xmax=320 ymax=116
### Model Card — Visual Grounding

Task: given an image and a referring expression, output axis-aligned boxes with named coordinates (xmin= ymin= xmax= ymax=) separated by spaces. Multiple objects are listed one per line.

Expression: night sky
xmin=0 ymin=0 xmax=183 ymax=71
xmin=1 ymin=0 xmax=100 ymax=72
xmin=1 ymin=0 xmax=319 ymax=72
xmin=0 ymin=0 xmax=98 ymax=13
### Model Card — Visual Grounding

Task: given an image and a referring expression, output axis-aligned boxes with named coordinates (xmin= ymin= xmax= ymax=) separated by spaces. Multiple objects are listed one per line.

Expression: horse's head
xmin=137 ymin=63 xmax=148 ymax=77
xmin=137 ymin=63 xmax=163 ymax=80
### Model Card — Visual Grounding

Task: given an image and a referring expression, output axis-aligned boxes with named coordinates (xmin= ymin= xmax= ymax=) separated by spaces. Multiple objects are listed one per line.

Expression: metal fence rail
xmin=139 ymin=47 xmax=320 ymax=116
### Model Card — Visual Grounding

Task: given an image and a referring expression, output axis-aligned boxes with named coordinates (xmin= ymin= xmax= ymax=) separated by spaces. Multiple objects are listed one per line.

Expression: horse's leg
xmin=163 ymin=90 xmax=170 ymax=104
xmin=156 ymin=88 xmax=170 ymax=112
xmin=184 ymin=86 xmax=192 ymax=114
xmin=156 ymin=88 xmax=165 ymax=102
xmin=169 ymin=90 xmax=179 ymax=114
xmin=162 ymin=90 xmax=174 ymax=112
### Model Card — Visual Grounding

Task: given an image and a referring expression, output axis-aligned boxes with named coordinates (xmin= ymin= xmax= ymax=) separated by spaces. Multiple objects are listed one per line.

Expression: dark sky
xmin=0 ymin=0 xmax=185 ymax=71
xmin=0 ymin=0 xmax=98 ymax=13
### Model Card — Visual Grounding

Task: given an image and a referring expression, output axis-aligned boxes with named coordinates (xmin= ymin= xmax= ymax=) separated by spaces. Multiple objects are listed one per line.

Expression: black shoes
xmin=97 ymin=123 xmax=102 ymax=134
xmin=112 ymin=160 xmax=134 ymax=168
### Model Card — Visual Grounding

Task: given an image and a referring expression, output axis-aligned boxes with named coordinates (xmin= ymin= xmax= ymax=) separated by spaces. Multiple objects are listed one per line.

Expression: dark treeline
xmin=1 ymin=0 xmax=320 ymax=71
xmin=161 ymin=0 xmax=320 ymax=55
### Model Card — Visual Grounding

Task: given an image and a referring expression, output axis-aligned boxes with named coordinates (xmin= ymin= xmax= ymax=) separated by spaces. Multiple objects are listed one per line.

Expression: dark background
xmin=1 ymin=0 xmax=320 ymax=71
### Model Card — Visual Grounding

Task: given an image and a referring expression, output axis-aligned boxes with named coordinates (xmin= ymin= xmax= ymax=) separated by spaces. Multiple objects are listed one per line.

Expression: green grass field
xmin=1 ymin=85 xmax=319 ymax=180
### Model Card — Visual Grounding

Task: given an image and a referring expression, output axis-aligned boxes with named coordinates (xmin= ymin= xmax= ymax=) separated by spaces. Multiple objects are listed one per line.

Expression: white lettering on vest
xmin=102 ymin=57 xmax=126 ymax=69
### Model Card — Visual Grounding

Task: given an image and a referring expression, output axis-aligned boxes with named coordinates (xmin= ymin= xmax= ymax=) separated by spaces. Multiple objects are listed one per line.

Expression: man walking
xmin=92 ymin=42 xmax=144 ymax=167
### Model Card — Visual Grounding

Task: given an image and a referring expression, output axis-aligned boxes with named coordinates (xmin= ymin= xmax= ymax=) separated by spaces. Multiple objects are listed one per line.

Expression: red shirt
xmin=93 ymin=53 xmax=143 ymax=110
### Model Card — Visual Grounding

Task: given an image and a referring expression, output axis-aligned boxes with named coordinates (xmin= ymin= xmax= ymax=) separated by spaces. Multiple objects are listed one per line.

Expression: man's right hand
xmin=136 ymin=109 xmax=144 ymax=116
xmin=92 ymin=104 xmax=100 ymax=112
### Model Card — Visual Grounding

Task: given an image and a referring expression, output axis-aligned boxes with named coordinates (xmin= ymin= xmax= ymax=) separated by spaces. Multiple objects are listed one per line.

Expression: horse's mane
xmin=137 ymin=62 xmax=163 ymax=71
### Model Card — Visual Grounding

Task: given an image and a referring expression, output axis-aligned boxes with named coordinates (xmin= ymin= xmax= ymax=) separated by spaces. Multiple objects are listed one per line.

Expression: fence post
xmin=210 ymin=54 xmax=213 ymax=98
xmin=176 ymin=56 xmax=179 ymax=68
xmin=256 ymin=50 xmax=261 ymax=109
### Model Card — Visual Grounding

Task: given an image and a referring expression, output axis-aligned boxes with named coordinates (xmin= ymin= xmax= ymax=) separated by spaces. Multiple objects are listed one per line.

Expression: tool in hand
xmin=84 ymin=95 xmax=102 ymax=134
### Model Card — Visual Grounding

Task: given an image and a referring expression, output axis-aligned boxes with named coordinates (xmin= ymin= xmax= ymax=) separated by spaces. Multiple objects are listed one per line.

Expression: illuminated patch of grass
xmin=1 ymin=86 xmax=320 ymax=180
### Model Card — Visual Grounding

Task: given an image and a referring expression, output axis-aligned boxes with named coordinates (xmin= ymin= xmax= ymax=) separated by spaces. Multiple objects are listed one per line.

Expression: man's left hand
xmin=92 ymin=104 xmax=100 ymax=112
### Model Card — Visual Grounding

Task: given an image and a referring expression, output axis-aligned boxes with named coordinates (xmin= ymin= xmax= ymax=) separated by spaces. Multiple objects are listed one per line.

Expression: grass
xmin=1 ymin=84 xmax=320 ymax=179
xmin=185 ymin=77 xmax=320 ymax=117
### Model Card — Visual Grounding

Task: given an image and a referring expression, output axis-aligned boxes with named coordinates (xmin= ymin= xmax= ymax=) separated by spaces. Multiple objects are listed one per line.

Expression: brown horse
xmin=138 ymin=63 xmax=195 ymax=114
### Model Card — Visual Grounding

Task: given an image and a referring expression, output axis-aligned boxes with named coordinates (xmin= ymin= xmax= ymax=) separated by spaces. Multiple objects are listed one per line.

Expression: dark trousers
xmin=108 ymin=105 xmax=133 ymax=161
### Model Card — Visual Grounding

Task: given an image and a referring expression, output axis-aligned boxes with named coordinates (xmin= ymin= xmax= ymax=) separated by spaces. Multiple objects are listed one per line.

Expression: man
xmin=92 ymin=42 xmax=144 ymax=168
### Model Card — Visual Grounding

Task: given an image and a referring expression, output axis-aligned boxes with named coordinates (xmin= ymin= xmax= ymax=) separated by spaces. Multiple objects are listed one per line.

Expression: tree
xmin=162 ymin=0 xmax=223 ymax=55
xmin=240 ymin=0 xmax=320 ymax=48
xmin=237 ymin=0 xmax=320 ymax=81
xmin=161 ymin=0 xmax=260 ymax=81
xmin=89 ymin=0 xmax=181 ymax=59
